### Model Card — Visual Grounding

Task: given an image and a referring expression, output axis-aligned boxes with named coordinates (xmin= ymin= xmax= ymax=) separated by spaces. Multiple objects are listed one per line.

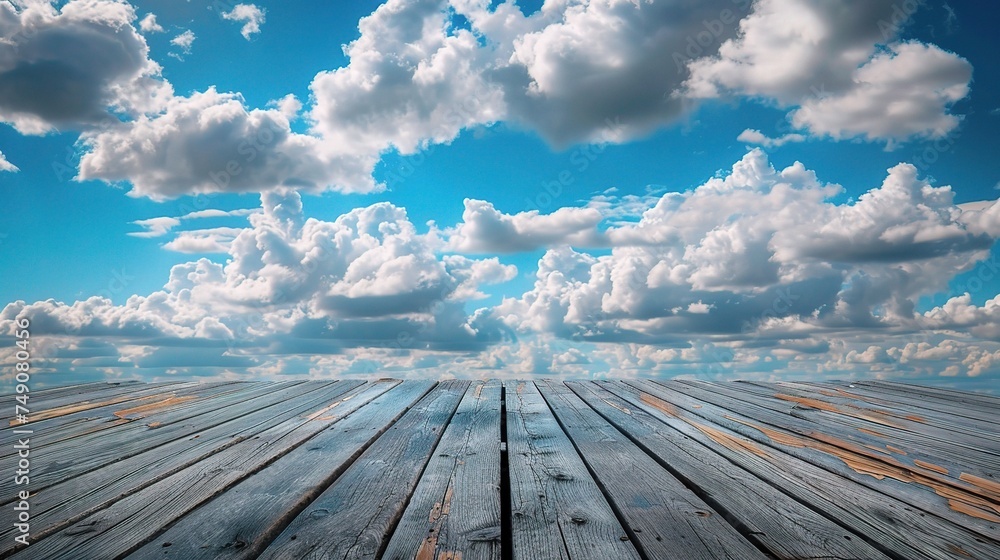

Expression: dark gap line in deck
xmin=534 ymin=382 xmax=652 ymax=560
xmin=499 ymin=383 xmax=514 ymax=560
xmin=566 ymin=382 xmax=794 ymax=560
xmin=586 ymin=380 xmax=906 ymax=560
xmin=373 ymin=381 xmax=465 ymax=559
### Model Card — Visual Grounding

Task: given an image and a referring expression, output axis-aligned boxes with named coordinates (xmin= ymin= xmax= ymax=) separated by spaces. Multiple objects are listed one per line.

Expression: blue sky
xmin=2 ymin=0 xmax=1000 ymax=389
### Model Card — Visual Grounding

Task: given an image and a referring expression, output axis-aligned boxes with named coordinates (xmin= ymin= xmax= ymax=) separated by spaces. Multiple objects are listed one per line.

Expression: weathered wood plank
xmin=537 ymin=380 xmax=767 ymax=560
xmin=0 ymin=381 xmax=247 ymax=458
xmin=842 ymin=380 xmax=1000 ymax=427
xmin=0 ymin=381 xmax=326 ymax=502
xmin=381 ymin=380 xmax=502 ymax=560
xmin=733 ymin=380 xmax=1000 ymax=457
xmin=255 ymin=380 xmax=468 ymax=560
xmin=675 ymin=379 xmax=1000 ymax=490
xmin=766 ymin=380 xmax=1000 ymax=446
xmin=862 ymin=380 xmax=1000 ymax=412
xmin=565 ymin=381 xmax=892 ymax=560
xmin=4 ymin=381 xmax=184 ymax=425
xmin=503 ymin=381 xmax=641 ymax=560
xmin=618 ymin=380 xmax=1000 ymax=559
xmin=8 ymin=380 xmax=403 ymax=559
xmin=0 ymin=380 xmax=371 ymax=557
xmin=121 ymin=379 xmax=432 ymax=560
xmin=663 ymin=379 xmax=1000 ymax=533
xmin=0 ymin=380 xmax=127 ymax=399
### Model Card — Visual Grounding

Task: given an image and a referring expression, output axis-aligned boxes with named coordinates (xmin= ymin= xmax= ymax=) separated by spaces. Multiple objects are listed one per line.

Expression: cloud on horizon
xmin=6 ymin=150 xmax=1000 ymax=383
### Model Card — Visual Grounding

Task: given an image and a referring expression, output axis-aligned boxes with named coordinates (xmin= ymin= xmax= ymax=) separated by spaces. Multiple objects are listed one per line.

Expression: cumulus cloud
xmin=789 ymin=43 xmax=972 ymax=143
xmin=7 ymin=0 xmax=974 ymax=201
xmin=444 ymin=199 xmax=605 ymax=253
xmin=7 ymin=150 xmax=1000 ymax=382
xmin=221 ymin=3 xmax=265 ymax=40
xmin=0 ymin=150 xmax=17 ymax=172
xmin=170 ymin=29 xmax=195 ymax=54
xmin=308 ymin=0 xmax=505 ymax=156
xmin=0 ymin=0 xmax=171 ymax=133
xmin=682 ymin=0 xmax=972 ymax=143
xmin=491 ymin=149 xmax=1000 ymax=346
xmin=77 ymin=88 xmax=378 ymax=199
xmin=138 ymin=13 xmax=162 ymax=33
xmin=0 ymin=190 xmax=517 ymax=374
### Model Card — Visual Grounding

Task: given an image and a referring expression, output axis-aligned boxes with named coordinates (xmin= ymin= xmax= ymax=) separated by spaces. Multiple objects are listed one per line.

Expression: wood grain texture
xmin=0 ymin=381 xmax=365 ymax=556
xmin=537 ymin=380 xmax=767 ymax=560
xmin=565 ymin=380 xmax=891 ymax=560
xmin=256 ymin=380 xmax=469 ymax=560
xmin=618 ymin=379 xmax=1000 ymax=560
xmin=8 ymin=381 xmax=379 ymax=560
xmin=7 ymin=379 xmax=998 ymax=560
xmin=504 ymin=381 xmax=641 ymax=560
xmin=656 ymin=379 xmax=1000 ymax=539
xmin=0 ymin=381 xmax=246 ymax=458
xmin=122 ymin=379 xmax=427 ymax=560
xmin=0 ymin=381 xmax=322 ymax=502
xmin=5 ymin=381 xmax=184 ymax=425
xmin=381 ymin=380 xmax=503 ymax=560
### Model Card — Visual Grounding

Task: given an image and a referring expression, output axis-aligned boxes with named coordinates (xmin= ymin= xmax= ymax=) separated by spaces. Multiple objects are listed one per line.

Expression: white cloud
xmin=308 ymin=0 xmax=505 ymax=156
xmin=7 ymin=0 xmax=975 ymax=202
xmin=444 ymin=199 xmax=605 ymax=253
xmin=78 ymin=88 xmax=378 ymax=199
xmin=129 ymin=207 xmax=254 ymax=235
xmin=7 ymin=150 xmax=1000 ymax=383
xmin=737 ymin=129 xmax=805 ymax=148
xmin=492 ymin=149 xmax=1000 ymax=345
xmin=138 ymin=13 xmax=163 ymax=33
xmin=162 ymin=227 xmax=246 ymax=253
xmin=170 ymin=30 xmax=196 ymax=54
xmin=789 ymin=42 xmax=971 ymax=143
xmin=682 ymin=0 xmax=972 ymax=143
xmin=221 ymin=4 xmax=266 ymax=40
xmin=129 ymin=217 xmax=181 ymax=238
xmin=0 ymin=0 xmax=171 ymax=134
xmin=0 ymin=150 xmax=18 ymax=172
xmin=0 ymin=190 xmax=516 ymax=372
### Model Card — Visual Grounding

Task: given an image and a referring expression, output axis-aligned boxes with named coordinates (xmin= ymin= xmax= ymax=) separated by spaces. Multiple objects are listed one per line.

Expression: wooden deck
xmin=2 ymin=379 xmax=998 ymax=559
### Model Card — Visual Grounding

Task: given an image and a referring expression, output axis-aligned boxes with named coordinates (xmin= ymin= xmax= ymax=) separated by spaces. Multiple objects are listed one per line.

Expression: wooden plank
xmin=734 ymin=380 xmax=1000 ymax=457
xmin=0 ymin=381 xmax=247 ymax=458
xmin=0 ymin=380 xmax=137 ymax=400
xmin=617 ymin=380 xmax=1000 ymax=559
xmin=0 ymin=381 xmax=371 ymax=556
xmin=0 ymin=381 xmax=321 ymax=504
xmin=674 ymin=380 xmax=1000 ymax=489
xmin=503 ymin=381 xmax=641 ymax=560
xmin=660 ymin=380 xmax=1000 ymax=536
xmin=838 ymin=381 xmax=1000 ymax=427
xmin=769 ymin=380 xmax=1000 ymax=445
xmin=4 ymin=381 xmax=184 ymax=425
xmin=255 ymin=380 xmax=469 ymax=560
xmin=8 ymin=380 xmax=410 ymax=559
xmin=862 ymin=380 xmax=1000 ymax=412
xmin=537 ymin=380 xmax=766 ymax=560
xmin=565 ymin=381 xmax=892 ymax=560
xmin=381 ymin=380 xmax=502 ymax=560
xmin=121 ymin=379 xmax=433 ymax=560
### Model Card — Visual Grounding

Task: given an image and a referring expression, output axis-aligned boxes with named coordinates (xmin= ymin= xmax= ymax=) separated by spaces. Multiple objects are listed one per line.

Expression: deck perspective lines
xmin=1 ymin=379 xmax=997 ymax=560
